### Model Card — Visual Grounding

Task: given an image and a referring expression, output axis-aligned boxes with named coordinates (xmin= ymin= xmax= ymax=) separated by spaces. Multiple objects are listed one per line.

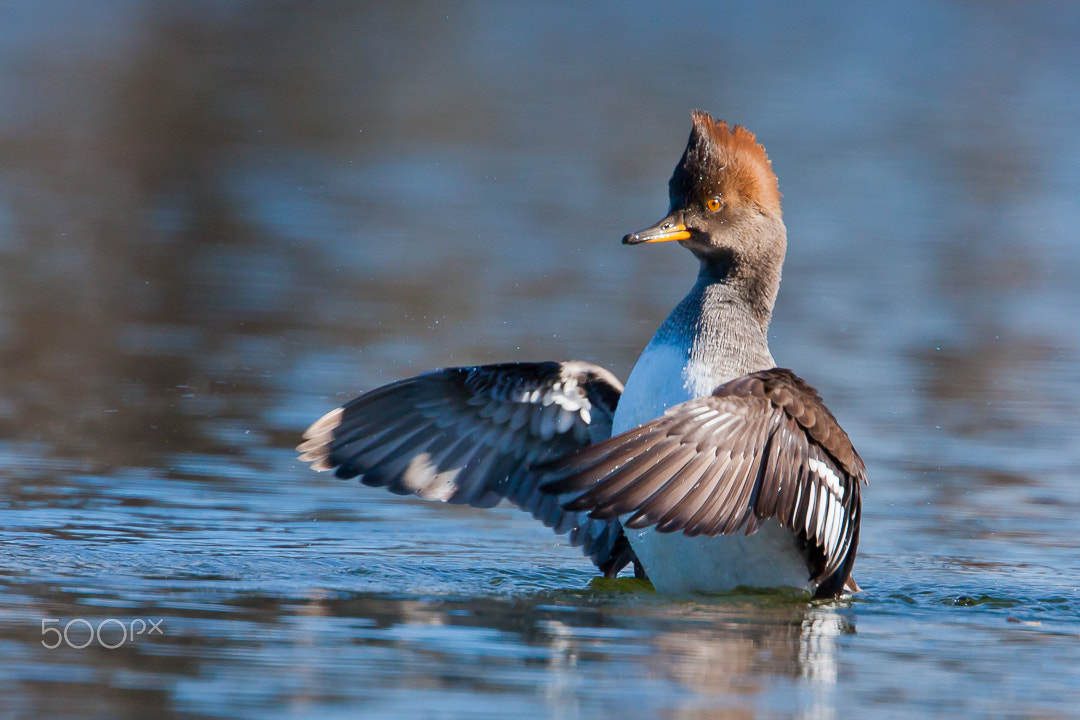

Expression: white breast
xmin=612 ymin=340 xmax=719 ymax=434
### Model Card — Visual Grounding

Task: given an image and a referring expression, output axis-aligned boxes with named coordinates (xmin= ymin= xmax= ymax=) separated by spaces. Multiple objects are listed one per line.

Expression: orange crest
xmin=672 ymin=111 xmax=782 ymax=215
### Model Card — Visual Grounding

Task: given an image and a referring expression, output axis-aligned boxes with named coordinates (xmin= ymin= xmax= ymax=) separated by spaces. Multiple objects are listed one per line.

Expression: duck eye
xmin=705 ymin=196 xmax=721 ymax=212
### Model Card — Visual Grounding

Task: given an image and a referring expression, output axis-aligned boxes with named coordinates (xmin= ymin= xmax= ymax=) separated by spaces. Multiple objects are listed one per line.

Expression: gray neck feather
xmin=650 ymin=262 xmax=777 ymax=383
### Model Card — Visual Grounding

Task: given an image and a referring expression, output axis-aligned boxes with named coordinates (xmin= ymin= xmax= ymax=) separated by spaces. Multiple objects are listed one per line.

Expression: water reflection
xmin=637 ymin=603 xmax=851 ymax=718
xmin=3 ymin=575 xmax=854 ymax=718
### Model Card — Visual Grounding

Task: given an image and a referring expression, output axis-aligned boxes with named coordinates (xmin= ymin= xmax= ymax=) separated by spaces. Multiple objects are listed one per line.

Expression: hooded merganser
xmin=298 ymin=111 xmax=867 ymax=598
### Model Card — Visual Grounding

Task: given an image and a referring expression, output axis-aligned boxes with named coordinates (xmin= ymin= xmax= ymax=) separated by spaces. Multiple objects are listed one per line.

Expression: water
xmin=2 ymin=2 xmax=1079 ymax=717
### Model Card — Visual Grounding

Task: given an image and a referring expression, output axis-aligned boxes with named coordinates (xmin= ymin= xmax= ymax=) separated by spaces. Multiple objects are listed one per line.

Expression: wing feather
xmin=540 ymin=368 xmax=867 ymax=595
xmin=299 ymin=361 xmax=629 ymax=572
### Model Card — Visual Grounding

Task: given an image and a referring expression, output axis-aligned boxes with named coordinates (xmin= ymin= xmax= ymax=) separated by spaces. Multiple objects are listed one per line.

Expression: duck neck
xmin=652 ymin=259 xmax=778 ymax=383
xmin=614 ymin=258 xmax=780 ymax=431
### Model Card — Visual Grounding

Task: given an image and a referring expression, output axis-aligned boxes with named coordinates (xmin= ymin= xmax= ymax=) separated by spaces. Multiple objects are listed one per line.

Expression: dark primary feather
xmin=541 ymin=368 xmax=867 ymax=591
xmin=297 ymin=361 xmax=632 ymax=574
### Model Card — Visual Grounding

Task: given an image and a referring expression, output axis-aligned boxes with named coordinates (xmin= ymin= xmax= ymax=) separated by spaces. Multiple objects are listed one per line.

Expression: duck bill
xmin=622 ymin=215 xmax=691 ymax=245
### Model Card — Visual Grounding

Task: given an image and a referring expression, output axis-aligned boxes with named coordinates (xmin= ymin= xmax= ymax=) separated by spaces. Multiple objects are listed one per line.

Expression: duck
xmin=297 ymin=111 xmax=867 ymax=598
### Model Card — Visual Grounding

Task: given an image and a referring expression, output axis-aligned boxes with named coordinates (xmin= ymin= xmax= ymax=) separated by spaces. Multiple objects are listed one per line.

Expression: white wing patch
xmin=807 ymin=457 xmax=844 ymax=499
xmin=512 ymin=375 xmax=593 ymax=435
xmin=404 ymin=452 xmax=456 ymax=501
xmin=806 ymin=456 xmax=847 ymax=558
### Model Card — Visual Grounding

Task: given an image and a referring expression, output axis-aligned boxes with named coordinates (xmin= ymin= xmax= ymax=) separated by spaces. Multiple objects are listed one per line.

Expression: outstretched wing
xmin=298 ymin=361 xmax=633 ymax=574
xmin=541 ymin=368 xmax=867 ymax=595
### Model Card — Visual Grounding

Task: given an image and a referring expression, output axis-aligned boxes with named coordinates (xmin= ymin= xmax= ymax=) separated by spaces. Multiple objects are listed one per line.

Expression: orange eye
xmin=705 ymin=196 xmax=721 ymax=212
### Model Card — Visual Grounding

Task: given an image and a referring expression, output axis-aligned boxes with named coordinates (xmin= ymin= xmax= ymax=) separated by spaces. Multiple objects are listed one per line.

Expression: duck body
xmin=299 ymin=111 xmax=867 ymax=599
xmin=613 ymin=271 xmax=816 ymax=594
